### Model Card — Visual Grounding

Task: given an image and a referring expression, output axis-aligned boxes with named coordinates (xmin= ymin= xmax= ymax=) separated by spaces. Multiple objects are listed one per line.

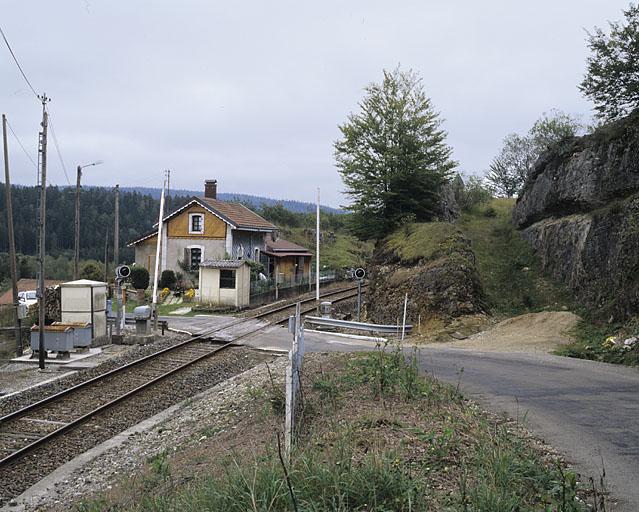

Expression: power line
xmin=0 ymin=24 xmax=39 ymax=99
xmin=5 ymin=117 xmax=39 ymax=171
xmin=48 ymin=116 xmax=71 ymax=186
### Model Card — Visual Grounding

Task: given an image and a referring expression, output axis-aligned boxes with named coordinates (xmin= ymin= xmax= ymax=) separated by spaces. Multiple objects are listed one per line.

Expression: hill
xmin=119 ymin=187 xmax=343 ymax=214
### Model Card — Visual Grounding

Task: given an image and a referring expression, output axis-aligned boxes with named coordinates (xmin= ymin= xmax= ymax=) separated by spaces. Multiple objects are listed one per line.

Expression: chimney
xmin=204 ymin=179 xmax=217 ymax=199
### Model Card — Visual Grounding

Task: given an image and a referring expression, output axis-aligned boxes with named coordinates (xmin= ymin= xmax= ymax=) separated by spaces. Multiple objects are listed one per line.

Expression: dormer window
xmin=189 ymin=213 xmax=204 ymax=234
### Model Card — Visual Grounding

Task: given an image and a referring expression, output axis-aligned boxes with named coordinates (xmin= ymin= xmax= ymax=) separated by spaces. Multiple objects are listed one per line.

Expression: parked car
xmin=18 ymin=290 xmax=37 ymax=307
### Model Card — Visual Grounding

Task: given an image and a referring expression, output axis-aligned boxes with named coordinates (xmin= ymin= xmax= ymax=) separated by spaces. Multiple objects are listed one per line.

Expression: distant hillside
xmin=120 ymin=187 xmax=344 ymax=214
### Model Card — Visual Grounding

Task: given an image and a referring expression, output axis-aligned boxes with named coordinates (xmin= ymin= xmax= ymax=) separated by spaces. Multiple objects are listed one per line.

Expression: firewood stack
xmin=27 ymin=286 xmax=62 ymax=325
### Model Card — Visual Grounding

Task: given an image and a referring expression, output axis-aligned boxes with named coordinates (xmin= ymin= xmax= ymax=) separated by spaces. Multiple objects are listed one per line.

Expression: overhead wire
xmin=47 ymin=116 xmax=72 ymax=186
xmin=0 ymin=24 xmax=39 ymax=100
xmin=5 ymin=117 xmax=39 ymax=172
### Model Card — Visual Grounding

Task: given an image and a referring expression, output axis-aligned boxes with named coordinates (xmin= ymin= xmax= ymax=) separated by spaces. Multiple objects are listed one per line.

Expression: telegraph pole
xmin=114 ymin=184 xmax=119 ymax=267
xmin=103 ymin=223 xmax=109 ymax=282
xmin=74 ymin=160 xmax=102 ymax=280
xmin=2 ymin=114 xmax=22 ymax=356
xmin=37 ymin=94 xmax=50 ymax=370
xmin=74 ymin=165 xmax=82 ymax=279
xmin=316 ymin=187 xmax=320 ymax=304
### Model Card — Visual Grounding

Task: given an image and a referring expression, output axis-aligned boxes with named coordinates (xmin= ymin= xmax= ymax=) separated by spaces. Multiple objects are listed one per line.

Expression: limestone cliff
xmin=513 ymin=111 xmax=639 ymax=320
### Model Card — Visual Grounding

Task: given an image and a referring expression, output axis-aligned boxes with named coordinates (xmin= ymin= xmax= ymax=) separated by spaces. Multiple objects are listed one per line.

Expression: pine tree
xmin=334 ymin=67 xmax=456 ymax=240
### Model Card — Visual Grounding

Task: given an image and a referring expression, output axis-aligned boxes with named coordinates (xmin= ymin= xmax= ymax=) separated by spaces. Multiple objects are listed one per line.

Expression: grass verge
xmin=459 ymin=198 xmax=574 ymax=317
xmin=77 ymin=349 xmax=595 ymax=511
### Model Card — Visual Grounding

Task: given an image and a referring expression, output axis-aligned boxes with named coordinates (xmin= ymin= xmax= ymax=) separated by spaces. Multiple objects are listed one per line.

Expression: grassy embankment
xmin=459 ymin=198 xmax=639 ymax=366
xmin=78 ymin=350 xmax=589 ymax=511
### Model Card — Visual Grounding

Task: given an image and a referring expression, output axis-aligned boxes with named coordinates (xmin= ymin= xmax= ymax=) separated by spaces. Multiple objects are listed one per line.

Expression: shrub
xmin=80 ymin=262 xmax=103 ymax=281
xmin=130 ymin=266 xmax=150 ymax=290
xmin=159 ymin=270 xmax=177 ymax=290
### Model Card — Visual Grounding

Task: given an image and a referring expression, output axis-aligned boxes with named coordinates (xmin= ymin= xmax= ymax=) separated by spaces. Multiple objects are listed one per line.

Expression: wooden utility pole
xmin=103 ymin=223 xmax=109 ymax=282
xmin=37 ymin=95 xmax=50 ymax=370
xmin=114 ymin=184 xmax=119 ymax=267
xmin=2 ymin=114 xmax=22 ymax=356
xmin=316 ymin=187 xmax=320 ymax=303
xmin=74 ymin=165 xmax=82 ymax=280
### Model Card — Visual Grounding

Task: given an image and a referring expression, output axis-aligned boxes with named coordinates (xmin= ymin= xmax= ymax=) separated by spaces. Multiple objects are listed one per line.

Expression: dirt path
xmin=441 ymin=311 xmax=580 ymax=353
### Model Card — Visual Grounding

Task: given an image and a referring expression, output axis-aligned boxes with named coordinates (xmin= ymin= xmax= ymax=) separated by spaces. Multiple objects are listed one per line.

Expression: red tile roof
xmin=200 ymin=197 xmax=276 ymax=230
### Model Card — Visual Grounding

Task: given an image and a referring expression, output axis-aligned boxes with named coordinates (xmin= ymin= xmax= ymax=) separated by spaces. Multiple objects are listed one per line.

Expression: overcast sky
xmin=0 ymin=1 xmax=631 ymax=206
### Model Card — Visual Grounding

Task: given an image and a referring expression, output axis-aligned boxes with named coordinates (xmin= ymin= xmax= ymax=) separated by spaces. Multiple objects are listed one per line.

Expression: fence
xmin=284 ymin=303 xmax=305 ymax=458
xmin=249 ymin=270 xmax=337 ymax=306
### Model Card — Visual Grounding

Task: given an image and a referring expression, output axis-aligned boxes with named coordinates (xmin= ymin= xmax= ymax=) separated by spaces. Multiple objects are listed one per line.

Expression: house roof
xmin=199 ymin=197 xmax=276 ymax=231
xmin=263 ymin=238 xmax=313 ymax=258
xmin=199 ymin=259 xmax=249 ymax=269
xmin=128 ymin=196 xmax=276 ymax=246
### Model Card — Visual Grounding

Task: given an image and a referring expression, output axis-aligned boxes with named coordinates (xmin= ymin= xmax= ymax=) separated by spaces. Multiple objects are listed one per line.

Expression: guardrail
xmin=304 ymin=316 xmax=412 ymax=334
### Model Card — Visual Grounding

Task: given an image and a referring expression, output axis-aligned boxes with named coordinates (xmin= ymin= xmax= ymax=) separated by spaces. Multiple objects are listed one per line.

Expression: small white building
xmin=60 ymin=279 xmax=108 ymax=339
xmin=198 ymin=260 xmax=251 ymax=309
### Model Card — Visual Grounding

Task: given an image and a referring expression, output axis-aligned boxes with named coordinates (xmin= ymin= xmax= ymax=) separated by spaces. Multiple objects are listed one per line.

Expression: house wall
xmin=275 ymin=255 xmax=312 ymax=282
xmin=231 ymin=230 xmax=267 ymax=260
xmin=167 ymin=205 xmax=226 ymax=239
xmin=165 ymin=238 xmax=227 ymax=273
xmin=199 ymin=265 xmax=250 ymax=308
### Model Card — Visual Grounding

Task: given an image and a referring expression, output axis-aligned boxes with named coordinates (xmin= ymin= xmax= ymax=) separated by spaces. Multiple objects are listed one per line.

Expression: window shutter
xmin=184 ymin=247 xmax=191 ymax=270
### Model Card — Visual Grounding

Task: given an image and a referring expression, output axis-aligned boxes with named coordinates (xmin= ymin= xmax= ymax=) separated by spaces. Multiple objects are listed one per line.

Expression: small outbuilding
xmin=60 ymin=279 xmax=108 ymax=339
xmin=198 ymin=259 xmax=251 ymax=309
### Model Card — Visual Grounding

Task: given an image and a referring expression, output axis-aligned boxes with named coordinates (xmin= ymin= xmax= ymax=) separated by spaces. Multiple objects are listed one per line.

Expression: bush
xmin=130 ymin=266 xmax=150 ymax=290
xmin=80 ymin=262 xmax=103 ymax=281
xmin=158 ymin=270 xmax=177 ymax=290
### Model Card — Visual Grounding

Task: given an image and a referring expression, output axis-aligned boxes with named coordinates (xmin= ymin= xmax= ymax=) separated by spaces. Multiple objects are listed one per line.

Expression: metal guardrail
xmin=304 ymin=316 xmax=412 ymax=334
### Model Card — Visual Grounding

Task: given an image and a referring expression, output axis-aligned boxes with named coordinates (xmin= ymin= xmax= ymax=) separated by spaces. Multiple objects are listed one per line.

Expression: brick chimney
xmin=204 ymin=179 xmax=217 ymax=199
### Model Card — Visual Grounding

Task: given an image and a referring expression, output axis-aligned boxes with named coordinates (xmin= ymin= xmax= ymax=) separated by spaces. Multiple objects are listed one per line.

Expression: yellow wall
xmin=167 ymin=205 xmax=226 ymax=239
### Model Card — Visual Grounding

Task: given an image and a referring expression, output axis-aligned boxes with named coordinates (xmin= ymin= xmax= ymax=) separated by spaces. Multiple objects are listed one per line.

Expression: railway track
xmin=0 ymin=283 xmax=366 ymax=502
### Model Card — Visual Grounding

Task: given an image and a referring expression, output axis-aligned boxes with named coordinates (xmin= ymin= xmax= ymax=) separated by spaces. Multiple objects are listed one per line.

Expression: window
xmin=190 ymin=247 xmax=202 ymax=270
xmin=220 ymin=269 xmax=236 ymax=289
xmin=189 ymin=213 xmax=204 ymax=234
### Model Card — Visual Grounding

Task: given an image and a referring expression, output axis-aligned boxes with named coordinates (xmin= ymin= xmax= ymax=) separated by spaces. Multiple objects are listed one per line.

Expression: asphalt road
xmin=417 ymin=347 xmax=639 ymax=512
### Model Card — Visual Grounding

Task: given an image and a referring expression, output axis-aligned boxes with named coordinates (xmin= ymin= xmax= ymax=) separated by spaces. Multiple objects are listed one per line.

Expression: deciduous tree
xmin=580 ymin=4 xmax=639 ymax=121
xmin=335 ymin=67 xmax=456 ymax=240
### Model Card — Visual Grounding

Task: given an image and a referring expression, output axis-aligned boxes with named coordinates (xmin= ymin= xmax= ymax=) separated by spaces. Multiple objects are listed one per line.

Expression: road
xmin=237 ymin=323 xmax=639 ymax=511
xmin=165 ymin=314 xmax=638 ymax=510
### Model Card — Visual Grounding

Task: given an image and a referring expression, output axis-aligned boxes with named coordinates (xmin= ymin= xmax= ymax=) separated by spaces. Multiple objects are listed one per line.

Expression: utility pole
xmin=74 ymin=165 xmax=82 ymax=280
xmin=103 ymin=223 xmax=109 ymax=282
xmin=114 ymin=184 xmax=119 ymax=267
xmin=152 ymin=179 xmax=166 ymax=332
xmin=316 ymin=187 xmax=320 ymax=304
xmin=2 ymin=114 xmax=22 ymax=356
xmin=37 ymin=94 xmax=50 ymax=370
xmin=74 ymin=160 xmax=102 ymax=280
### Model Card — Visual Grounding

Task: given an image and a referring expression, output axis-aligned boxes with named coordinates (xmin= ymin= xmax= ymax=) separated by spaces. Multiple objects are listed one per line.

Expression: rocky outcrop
xmin=367 ymin=223 xmax=485 ymax=326
xmin=514 ymin=111 xmax=639 ymax=229
xmin=514 ymin=112 xmax=639 ymax=320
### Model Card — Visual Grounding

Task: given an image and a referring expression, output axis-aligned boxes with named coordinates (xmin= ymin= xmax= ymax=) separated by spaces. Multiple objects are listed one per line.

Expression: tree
xmin=580 ymin=4 xmax=639 ymax=121
xmin=485 ymin=110 xmax=582 ymax=197
xmin=80 ymin=261 xmax=103 ymax=281
xmin=130 ymin=266 xmax=150 ymax=290
xmin=334 ymin=67 xmax=456 ymax=240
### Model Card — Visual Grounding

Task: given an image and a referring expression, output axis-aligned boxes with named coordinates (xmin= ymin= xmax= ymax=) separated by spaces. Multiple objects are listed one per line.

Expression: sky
xmin=0 ymin=1 xmax=632 ymax=207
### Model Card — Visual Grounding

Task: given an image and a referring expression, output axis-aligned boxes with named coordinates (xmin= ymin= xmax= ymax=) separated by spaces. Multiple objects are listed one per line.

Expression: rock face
xmin=514 ymin=112 xmax=639 ymax=320
xmin=367 ymin=223 xmax=485 ymax=326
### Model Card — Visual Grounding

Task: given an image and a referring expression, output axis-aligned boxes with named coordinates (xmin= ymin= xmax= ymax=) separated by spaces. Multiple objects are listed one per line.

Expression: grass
xmin=459 ymin=198 xmax=574 ymax=317
xmin=77 ymin=350 xmax=593 ymax=511
xmin=284 ymin=227 xmax=373 ymax=270
xmin=556 ymin=318 xmax=639 ymax=366
xmin=384 ymin=222 xmax=460 ymax=264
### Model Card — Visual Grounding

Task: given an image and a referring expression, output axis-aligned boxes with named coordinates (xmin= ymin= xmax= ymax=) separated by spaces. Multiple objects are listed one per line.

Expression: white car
xmin=18 ymin=290 xmax=37 ymax=307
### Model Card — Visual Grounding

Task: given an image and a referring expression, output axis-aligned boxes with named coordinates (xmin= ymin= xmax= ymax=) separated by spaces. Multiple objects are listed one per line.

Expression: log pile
xmin=27 ymin=286 xmax=61 ymax=325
